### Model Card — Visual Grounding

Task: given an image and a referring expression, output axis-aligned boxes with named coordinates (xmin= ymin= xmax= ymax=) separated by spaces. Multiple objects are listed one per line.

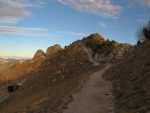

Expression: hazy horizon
xmin=0 ymin=56 xmax=32 ymax=59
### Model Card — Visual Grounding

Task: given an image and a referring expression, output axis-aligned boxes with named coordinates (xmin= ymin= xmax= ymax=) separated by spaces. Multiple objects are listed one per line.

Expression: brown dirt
xmin=63 ymin=64 xmax=113 ymax=113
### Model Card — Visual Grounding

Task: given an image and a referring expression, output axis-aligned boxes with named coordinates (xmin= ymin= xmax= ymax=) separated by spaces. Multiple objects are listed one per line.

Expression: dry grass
xmin=104 ymin=40 xmax=150 ymax=113
xmin=0 ymin=42 xmax=102 ymax=113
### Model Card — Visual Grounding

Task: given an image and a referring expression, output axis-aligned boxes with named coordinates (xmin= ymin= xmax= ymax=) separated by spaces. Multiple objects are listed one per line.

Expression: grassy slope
xmin=104 ymin=41 xmax=150 ymax=113
xmin=0 ymin=57 xmax=44 ymax=87
xmin=0 ymin=42 xmax=102 ymax=113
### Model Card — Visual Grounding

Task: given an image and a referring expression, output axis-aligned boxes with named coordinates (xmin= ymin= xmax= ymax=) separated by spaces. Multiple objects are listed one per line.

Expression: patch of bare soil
xmin=63 ymin=64 xmax=113 ymax=113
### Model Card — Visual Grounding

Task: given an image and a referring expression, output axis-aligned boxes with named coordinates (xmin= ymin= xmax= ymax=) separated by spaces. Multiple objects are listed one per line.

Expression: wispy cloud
xmin=0 ymin=0 xmax=46 ymax=24
xmin=0 ymin=26 xmax=49 ymax=36
xmin=56 ymin=0 xmax=122 ymax=18
xmin=55 ymin=31 xmax=88 ymax=37
xmin=98 ymin=22 xmax=108 ymax=28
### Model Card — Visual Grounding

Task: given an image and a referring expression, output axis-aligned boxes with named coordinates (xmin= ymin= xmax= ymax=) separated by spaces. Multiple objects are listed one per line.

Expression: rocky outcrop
xmin=33 ymin=49 xmax=45 ymax=59
xmin=82 ymin=33 xmax=105 ymax=43
xmin=112 ymin=43 xmax=132 ymax=57
xmin=94 ymin=43 xmax=132 ymax=62
xmin=82 ymin=33 xmax=132 ymax=63
xmin=46 ymin=44 xmax=62 ymax=57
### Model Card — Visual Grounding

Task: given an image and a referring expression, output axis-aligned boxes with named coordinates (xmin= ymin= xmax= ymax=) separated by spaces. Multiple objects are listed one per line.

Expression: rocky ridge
xmin=0 ymin=33 xmax=132 ymax=113
xmin=33 ymin=49 xmax=45 ymax=59
xmin=82 ymin=33 xmax=132 ymax=63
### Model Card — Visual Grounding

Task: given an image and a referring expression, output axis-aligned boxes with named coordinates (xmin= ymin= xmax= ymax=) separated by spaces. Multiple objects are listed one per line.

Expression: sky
xmin=0 ymin=0 xmax=149 ymax=58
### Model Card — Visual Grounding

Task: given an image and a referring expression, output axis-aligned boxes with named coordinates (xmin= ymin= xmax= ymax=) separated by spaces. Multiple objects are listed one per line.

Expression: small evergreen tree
xmin=137 ymin=21 xmax=150 ymax=42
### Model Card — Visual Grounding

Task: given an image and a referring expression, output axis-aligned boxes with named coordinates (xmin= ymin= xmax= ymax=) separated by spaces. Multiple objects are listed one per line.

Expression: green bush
xmin=84 ymin=35 xmax=116 ymax=56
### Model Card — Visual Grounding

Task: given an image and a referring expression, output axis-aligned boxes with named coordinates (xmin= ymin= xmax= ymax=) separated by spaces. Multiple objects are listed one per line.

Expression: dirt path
xmin=82 ymin=45 xmax=99 ymax=66
xmin=0 ymin=94 xmax=9 ymax=103
xmin=63 ymin=64 xmax=114 ymax=113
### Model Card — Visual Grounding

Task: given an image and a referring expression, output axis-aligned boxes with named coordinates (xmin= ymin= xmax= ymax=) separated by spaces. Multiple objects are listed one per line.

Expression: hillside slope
xmin=0 ymin=42 xmax=95 ymax=113
xmin=0 ymin=61 xmax=21 ymax=84
xmin=104 ymin=41 xmax=150 ymax=113
xmin=0 ymin=51 xmax=45 ymax=87
xmin=0 ymin=33 xmax=132 ymax=113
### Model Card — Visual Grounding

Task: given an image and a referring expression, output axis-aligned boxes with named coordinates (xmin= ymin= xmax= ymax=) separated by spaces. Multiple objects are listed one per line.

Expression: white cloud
xmin=129 ymin=0 xmax=150 ymax=7
xmin=56 ymin=0 xmax=122 ymax=18
xmin=0 ymin=0 xmax=46 ymax=24
xmin=98 ymin=22 xmax=108 ymax=28
xmin=0 ymin=26 xmax=49 ymax=36
xmin=55 ymin=31 xmax=88 ymax=37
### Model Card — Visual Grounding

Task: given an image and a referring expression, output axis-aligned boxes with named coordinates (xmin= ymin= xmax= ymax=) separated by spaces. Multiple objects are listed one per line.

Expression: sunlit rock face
xmin=46 ymin=44 xmax=62 ymax=57
xmin=33 ymin=49 xmax=45 ymax=59
xmin=82 ymin=33 xmax=133 ymax=63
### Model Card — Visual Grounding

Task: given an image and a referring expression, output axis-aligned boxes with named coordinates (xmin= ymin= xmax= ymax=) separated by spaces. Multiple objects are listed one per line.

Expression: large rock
xmin=112 ymin=43 xmax=132 ymax=58
xmin=88 ymin=33 xmax=105 ymax=40
xmin=46 ymin=44 xmax=62 ymax=57
xmin=33 ymin=49 xmax=45 ymax=59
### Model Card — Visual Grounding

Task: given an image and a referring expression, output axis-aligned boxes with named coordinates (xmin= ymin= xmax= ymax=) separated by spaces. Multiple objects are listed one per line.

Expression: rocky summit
xmin=33 ymin=49 xmax=45 ymax=59
xmin=82 ymin=33 xmax=132 ymax=63
xmin=46 ymin=44 xmax=62 ymax=57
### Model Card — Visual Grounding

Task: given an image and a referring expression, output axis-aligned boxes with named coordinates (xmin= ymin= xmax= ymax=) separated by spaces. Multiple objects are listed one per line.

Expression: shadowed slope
xmin=104 ymin=40 xmax=150 ymax=113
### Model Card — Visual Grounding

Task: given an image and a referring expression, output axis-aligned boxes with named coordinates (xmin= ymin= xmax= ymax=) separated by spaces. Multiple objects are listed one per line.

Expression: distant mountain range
xmin=0 ymin=58 xmax=8 ymax=64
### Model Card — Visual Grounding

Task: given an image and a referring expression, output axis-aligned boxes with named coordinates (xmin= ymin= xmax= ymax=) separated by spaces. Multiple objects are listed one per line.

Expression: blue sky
xmin=0 ymin=0 xmax=149 ymax=58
